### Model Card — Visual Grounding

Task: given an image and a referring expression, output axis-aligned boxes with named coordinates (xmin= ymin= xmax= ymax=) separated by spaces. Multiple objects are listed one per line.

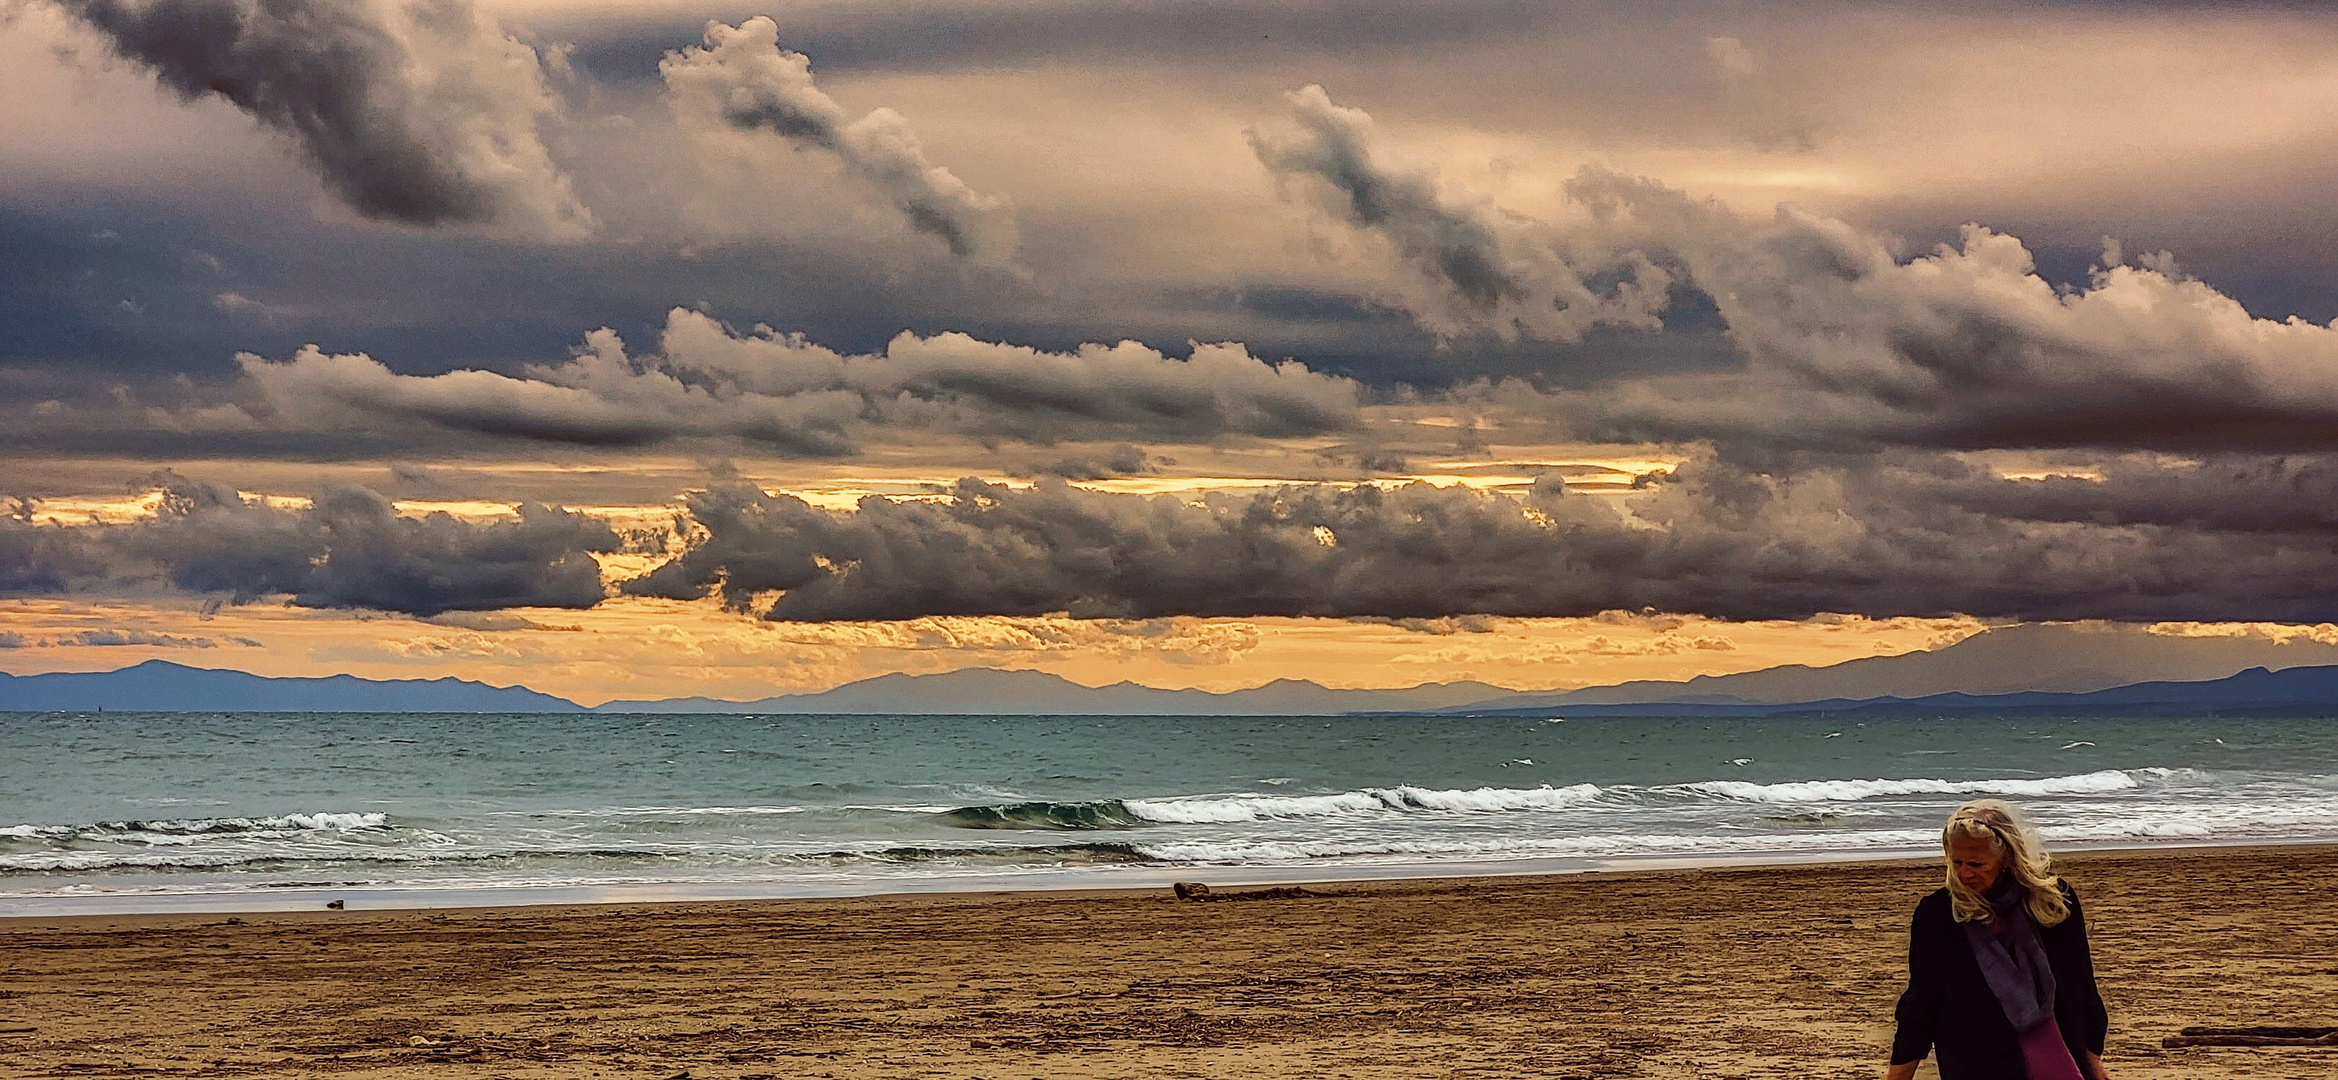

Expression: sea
xmin=4 ymin=711 xmax=2335 ymax=916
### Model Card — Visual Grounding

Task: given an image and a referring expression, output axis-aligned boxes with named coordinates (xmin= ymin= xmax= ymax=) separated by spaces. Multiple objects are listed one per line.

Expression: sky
xmin=8 ymin=0 xmax=2338 ymax=704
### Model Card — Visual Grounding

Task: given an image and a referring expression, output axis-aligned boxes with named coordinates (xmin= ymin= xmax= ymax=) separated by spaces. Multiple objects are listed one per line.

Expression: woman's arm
xmin=2084 ymin=1048 xmax=2111 ymax=1079
xmin=2061 ymin=887 xmax=2111 ymax=1056
xmin=1888 ymin=899 xmax=1943 ymax=1071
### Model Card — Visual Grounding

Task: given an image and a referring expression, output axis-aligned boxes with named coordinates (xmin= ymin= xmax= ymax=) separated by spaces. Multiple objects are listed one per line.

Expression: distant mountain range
xmin=1454 ymin=664 xmax=2338 ymax=719
xmin=0 ymin=660 xmax=580 ymax=713
xmin=9 ymin=624 xmax=2338 ymax=716
xmin=589 ymin=669 xmax=1512 ymax=715
xmin=1494 ymin=622 xmax=2338 ymax=708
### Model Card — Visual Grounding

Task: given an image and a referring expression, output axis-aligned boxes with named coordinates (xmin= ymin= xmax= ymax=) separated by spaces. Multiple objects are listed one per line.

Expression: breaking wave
xmin=870 ymin=842 xmax=1157 ymax=865
xmin=1127 ymin=784 xmax=1607 ymax=822
xmin=0 ymin=812 xmax=390 ymax=844
xmin=8 ymin=763 xmax=2325 ymax=897
xmin=1668 ymin=770 xmax=2140 ymax=803
xmin=931 ymin=801 xmax=1149 ymax=830
xmin=934 ymin=773 xmax=2142 ymax=831
xmin=933 ymin=785 xmax=1613 ymax=829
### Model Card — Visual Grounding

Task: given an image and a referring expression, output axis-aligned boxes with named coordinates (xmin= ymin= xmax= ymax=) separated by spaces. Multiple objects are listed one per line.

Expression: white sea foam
xmin=1136 ymin=827 xmax=1942 ymax=865
xmin=2112 ymin=821 xmax=2214 ymax=838
xmin=0 ymin=812 xmax=390 ymax=840
xmin=1137 ymin=796 xmax=2338 ymax=864
xmin=139 ymin=812 xmax=388 ymax=833
xmin=1124 ymin=783 xmax=1604 ymax=823
xmin=1127 ymin=772 xmax=2148 ymax=821
xmin=275 ymin=812 xmax=387 ymax=831
xmin=0 ymin=812 xmax=397 ymax=866
xmin=3 ymin=848 xmax=423 ymax=872
xmin=1671 ymin=770 xmax=2140 ymax=803
xmin=1126 ymin=791 xmax=1389 ymax=823
xmin=1389 ymin=784 xmax=1604 ymax=811
xmin=604 ymin=805 xmax=810 ymax=817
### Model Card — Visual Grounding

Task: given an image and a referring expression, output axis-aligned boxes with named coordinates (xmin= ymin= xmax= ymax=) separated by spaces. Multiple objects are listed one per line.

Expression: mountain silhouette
xmin=0 ymin=660 xmax=580 ymax=713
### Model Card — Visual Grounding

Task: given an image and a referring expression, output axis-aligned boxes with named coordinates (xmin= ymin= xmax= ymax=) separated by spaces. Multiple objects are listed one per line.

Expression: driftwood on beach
xmin=2161 ymin=1025 xmax=2338 ymax=1047
xmin=1171 ymin=881 xmax=1321 ymax=902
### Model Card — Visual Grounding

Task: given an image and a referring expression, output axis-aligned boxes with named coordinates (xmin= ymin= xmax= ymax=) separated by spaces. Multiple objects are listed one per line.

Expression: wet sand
xmin=2 ymin=846 xmax=2333 ymax=1079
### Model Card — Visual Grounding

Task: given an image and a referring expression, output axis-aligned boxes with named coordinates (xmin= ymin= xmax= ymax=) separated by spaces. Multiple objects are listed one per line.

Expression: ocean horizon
xmin=6 ymin=710 xmax=2334 ymax=917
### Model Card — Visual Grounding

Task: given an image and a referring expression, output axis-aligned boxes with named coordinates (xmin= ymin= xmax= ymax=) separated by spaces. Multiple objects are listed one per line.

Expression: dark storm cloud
xmin=1249 ymin=85 xmax=1672 ymax=340
xmin=1553 ymin=169 xmax=2338 ymax=454
xmin=229 ymin=307 xmax=1359 ymax=452
xmin=54 ymin=0 xmax=592 ymax=236
xmin=661 ymin=16 xmax=1014 ymax=262
xmin=1934 ymin=455 xmax=2338 ymax=534
xmin=618 ymin=457 xmax=2338 ymax=624
xmin=19 ymin=454 xmax=2338 ymax=624
xmin=553 ymin=0 xmax=1608 ymax=83
xmin=564 ymin=0 xmax=2135 ymax=83
xmin=1011 ymin=444 xmax=1159 ymax=481
xmin=0 ymin=192 xmax=1044 ymax=383
xmin=0 ymin=190 xmax=1518 ymax=416
xmin=2 ymin=474 xmax=618 ymax=615
xmin=1251 ymin=86 xmax=1520 ymax=312
xmin=1253 ymin=87 xmax=2338 ymax=455
xmin=20 ymin=165 xmax=2338 ymax=464
xmin=0 ymin=512 xmax=105 ymax=593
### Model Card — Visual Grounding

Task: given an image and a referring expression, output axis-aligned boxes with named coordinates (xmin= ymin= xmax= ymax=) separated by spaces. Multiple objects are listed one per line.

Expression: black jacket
xmin=1890 ymin=884 xmax=2109 ymax=1079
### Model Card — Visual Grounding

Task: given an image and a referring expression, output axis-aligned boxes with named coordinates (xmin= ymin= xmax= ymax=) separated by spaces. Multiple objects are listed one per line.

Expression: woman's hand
xmin=2083 ymin=1050 xmax=2111 ymax=1079
xmin=1883 ymin=1063 xmax=1919 ymax=1080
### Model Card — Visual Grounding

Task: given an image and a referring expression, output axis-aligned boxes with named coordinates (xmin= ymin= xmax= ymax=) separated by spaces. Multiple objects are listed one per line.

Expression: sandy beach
xmin=2 ymin=846 xmax=2332 ymax=1079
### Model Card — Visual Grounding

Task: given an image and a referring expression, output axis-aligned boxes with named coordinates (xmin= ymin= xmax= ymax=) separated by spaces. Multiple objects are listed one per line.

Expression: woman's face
xmin=1947 ymin=833 xmax=2006 ymax=894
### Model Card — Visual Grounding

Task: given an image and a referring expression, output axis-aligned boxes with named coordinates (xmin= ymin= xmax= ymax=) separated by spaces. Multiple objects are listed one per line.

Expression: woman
xmin=1885 ymin=800 xmax=2110 ymax=1080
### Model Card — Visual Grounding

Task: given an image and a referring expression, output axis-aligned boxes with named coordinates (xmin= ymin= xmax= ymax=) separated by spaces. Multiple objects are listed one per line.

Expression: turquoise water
xmin=3 ymin=712 xmax=2335 ymax=913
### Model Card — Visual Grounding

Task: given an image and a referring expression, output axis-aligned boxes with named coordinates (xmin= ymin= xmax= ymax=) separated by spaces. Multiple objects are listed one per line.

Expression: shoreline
xmin=6 ymin=836 xmax=2331 ymax=922
xmin=2 ymin=844 xmax=2330 ymax=1078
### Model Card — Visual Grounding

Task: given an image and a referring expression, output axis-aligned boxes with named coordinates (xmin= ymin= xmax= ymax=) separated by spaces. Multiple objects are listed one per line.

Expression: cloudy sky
xmin=8 ymin=0 xmax=2338 ymax=703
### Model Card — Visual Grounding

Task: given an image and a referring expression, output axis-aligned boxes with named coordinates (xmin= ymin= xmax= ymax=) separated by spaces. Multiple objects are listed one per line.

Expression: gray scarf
xmin=1962 ymin=877 xmax=2058 ymax=1033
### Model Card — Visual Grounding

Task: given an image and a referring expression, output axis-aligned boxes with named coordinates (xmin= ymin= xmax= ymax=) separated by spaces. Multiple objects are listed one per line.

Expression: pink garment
xmin=2018 ymin=1015 xmax=2086 ymax=1080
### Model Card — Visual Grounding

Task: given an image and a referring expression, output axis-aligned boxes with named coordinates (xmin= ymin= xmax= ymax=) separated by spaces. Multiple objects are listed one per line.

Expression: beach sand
xmin=2 ymin=846 xmax=2332 ymax=1079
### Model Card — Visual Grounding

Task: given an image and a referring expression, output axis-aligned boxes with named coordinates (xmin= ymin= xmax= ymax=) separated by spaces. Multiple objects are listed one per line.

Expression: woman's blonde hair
xmin=1942 ymin=799 xmax=2068 ymax=927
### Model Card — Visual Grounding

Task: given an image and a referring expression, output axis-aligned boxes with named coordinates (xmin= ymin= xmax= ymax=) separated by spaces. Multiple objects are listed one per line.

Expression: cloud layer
xmin=17 ymin=452 xmax=2338 ymax=628
xmin=619 ymin=457 xmax=2338 ymax=624
xmin=56 ymin=0 xmax=592 ymax=237
xmin=1560 ymin=174 xmax=2338 ymax=454
xmin=15 ymin=11 xmax=2338 ymax=642
xmin=4 ymin=475 xmax=617 ymax=615
xmin=662 ymin=15 xmax=1015 ymax=262
xmin=233 ymin=307 xmax=1360 ymax=452
xmin=1249 ymin=90 xmax=2338 ymax=458
xmin=1250 ymin=85 xmax=1671 ymax=340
